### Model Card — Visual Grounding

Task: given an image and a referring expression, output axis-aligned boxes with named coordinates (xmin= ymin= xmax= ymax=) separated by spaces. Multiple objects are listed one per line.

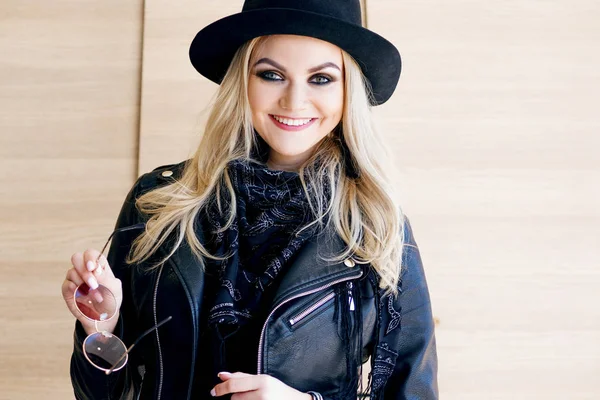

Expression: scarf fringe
xmin=333 ymin=281 xmax=363 ymax=400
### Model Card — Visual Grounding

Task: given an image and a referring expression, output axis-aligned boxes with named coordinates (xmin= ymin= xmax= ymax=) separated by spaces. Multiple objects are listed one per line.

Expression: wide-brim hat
xmin=189 ymin=0 xmax=402 ymax=106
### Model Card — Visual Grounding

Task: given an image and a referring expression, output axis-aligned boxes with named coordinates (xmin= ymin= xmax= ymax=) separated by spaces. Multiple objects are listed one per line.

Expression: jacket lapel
xmin=164 ymin=233 xmax=205 ymax=399
xmin=167 ymin=239 xmax=205 ymax=325
xmin=272 ymin=224 xmax=363 ymax=305
xmin=166 ymin=223 xmax=361 ymax=314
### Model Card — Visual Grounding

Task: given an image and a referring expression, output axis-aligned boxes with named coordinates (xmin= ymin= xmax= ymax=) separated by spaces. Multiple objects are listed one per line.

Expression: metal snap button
xmin=161 ymin=170 xmax=173 ymax=178
xmin=344 ymin=258 xmax=356 ymax=268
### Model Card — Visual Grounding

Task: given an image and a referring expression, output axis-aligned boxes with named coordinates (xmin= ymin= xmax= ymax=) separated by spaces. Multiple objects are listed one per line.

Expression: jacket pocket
xmin=286 ymin=290 xmax=336 ymax=330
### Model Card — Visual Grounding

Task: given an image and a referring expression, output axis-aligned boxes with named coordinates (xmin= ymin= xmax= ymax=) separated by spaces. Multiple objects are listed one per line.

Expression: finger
xmin=63 ymin=279 xmax=78 ymax=294
xmin=61 ymin=275 xmax=80 ymax=301
xmin=212 ymin=376 xmax=262 ymax=396
xmin=71 ymin=252 xmax=97 ymax=288
xmin=72 ymin=250 xmax=100 ymax=290
xmin=65 ymin=268 xmax=85 ymax=287
xmin=66 ymin=258 xmax=104 ymax=304
xmin=62 ymin=274 xmax=88 ymax=317
xmin=71 ymin=252 xmax=106 ymax=304
xmin=93 ymin=254 xmax=109 ymax=277
xmin=83 ymin=248 xmax=104 ymax=273
xmin=218 ymin=372 xmax=253 ymax=381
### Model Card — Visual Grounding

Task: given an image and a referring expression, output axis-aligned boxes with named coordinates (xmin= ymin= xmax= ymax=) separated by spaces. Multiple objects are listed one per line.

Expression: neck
xmin=266 ymin=149 xmax=315 ymax=172
xmin=266 ymin=160 xmax=301 ymax=172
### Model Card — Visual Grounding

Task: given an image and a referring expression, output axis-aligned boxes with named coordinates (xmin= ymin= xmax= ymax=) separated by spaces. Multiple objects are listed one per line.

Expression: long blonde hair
xmin=128 ymin=36 xmax=406 ymax=297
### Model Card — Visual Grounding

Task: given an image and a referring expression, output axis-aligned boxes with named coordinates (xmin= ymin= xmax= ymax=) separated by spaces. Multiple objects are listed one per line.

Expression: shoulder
xmin=402 ymin=215 xmax=416 ymax=245
xmin=112 ymin=160 xmax=190 ymax=226
xmin=398 ymin=215 xmax=430 ymax=303
xmin=134 ymin=159 xmax=190 ymax=195
xmin=401 ymin=215 xmax=420 ymax=265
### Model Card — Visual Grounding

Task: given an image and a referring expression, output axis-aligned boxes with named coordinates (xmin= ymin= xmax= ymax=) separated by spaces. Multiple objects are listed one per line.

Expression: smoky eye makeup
xmin=256 ymin=70 xmax=284 ymax=81
xmin=310 ymin=74 xmax=336 ymax=84
xmin=255 ymin=70 xmax=338 ymax=85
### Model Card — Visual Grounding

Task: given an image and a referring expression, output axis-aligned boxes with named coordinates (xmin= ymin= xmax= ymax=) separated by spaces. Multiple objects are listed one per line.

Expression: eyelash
xmin=257 ymin=71 xmax=333 ymax=85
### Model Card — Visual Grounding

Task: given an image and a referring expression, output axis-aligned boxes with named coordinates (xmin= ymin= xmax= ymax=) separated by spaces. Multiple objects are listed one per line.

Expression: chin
xmin=270 ymin=144 xmax=313 ymax=158
xmin=261 ymin=134 xmax=313 ymax=153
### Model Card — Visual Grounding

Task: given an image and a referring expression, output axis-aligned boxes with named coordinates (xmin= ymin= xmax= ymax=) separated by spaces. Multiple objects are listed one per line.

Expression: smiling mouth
xmin=270 ymin=114 xmax=316 ymax=127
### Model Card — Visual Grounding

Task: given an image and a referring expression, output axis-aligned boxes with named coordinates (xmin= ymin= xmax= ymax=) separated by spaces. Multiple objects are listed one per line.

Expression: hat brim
xmin=189 ymin=8 xmax=401 ymax=105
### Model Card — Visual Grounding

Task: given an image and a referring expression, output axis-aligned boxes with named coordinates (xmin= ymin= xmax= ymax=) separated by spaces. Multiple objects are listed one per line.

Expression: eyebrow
xmin=253 ymin=57 xmax=341 ymax=73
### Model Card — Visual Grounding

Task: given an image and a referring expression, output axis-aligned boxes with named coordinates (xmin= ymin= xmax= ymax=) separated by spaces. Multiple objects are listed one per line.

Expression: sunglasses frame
xmin=73 ymin=223 xmax=172 ymax=375
xmin=74 ymin=283 xmax=130 ymax=373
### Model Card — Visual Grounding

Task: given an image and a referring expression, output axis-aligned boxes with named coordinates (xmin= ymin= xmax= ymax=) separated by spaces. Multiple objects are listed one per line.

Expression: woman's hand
xmin=210 ymin=372 xmax=312 ymax=399
xmin=61 ymin=249 xmax=123 ymax=336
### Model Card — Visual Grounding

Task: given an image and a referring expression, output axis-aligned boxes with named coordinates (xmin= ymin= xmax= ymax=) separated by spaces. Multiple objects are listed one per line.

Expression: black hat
xmin=189 ymin=0 xmax=402 ymax=105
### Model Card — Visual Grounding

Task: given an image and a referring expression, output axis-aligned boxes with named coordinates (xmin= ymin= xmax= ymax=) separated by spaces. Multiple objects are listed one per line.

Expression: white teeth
xmin=273 ymin=115 xmax=313 ymax=126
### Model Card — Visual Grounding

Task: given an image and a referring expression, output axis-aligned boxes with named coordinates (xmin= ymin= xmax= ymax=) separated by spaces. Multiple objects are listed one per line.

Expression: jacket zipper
xmin=289 ymin=291 xmax=335 ymax=326
xmin=153 ymin=266 xmax=165 ymax=400
xmin=257 ymin=269 xmax=363 ymax=373
xmin=348 ymin=282 xmax=355 ymax=311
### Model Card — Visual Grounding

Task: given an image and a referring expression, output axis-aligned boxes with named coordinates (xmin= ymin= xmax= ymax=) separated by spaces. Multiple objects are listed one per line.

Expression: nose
xmin=279 ymin=81 xmax=307 ymax=111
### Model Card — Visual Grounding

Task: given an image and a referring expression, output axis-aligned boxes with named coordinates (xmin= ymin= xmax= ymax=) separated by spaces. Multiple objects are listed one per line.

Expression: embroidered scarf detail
xmin=201 ymin=158 xmax=320 ymax=336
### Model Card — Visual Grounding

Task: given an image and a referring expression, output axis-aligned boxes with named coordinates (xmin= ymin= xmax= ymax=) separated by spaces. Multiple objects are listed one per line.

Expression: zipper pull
xmin=347 ymin=282 xmax=355 ymax=311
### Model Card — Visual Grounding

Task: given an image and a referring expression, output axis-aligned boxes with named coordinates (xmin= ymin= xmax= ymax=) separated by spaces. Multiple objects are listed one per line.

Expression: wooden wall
xmin=0 ymin=1 xmax=598 ymax=399
xmin=0 ymin=0 xmax=143 ymax=398
xmin=367 ymin=2 xmax=600 ymax=398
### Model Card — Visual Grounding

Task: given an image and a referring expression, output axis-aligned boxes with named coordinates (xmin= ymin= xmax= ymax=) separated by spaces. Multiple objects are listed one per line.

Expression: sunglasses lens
xmin=83 ymin=332 xmax=128 ymax=371
xmin=74 ymin=284 xmax=117 ymax=322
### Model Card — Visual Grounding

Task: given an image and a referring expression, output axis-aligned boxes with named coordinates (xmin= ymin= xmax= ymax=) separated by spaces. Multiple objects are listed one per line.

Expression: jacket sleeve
xmin=380 ymin=217 xmax=439 ymax=399
xmin=70 ymin=175 xmax=147 ymax=400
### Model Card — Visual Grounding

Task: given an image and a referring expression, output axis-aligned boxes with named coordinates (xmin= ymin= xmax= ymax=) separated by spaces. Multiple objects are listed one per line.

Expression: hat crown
xmin=242 ymin=0 xmax=362 ymax=26
xmin=190 ymin=0 xmax=400 ymax=105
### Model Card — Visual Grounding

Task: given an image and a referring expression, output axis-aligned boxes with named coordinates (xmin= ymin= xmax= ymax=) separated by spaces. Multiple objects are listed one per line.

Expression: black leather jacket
xmin=70 ymin=161 xmax=438 ymax=400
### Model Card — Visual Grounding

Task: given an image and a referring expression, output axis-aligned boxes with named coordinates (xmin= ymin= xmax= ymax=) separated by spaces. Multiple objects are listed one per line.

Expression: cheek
xmin=248 ymin=79 xmax=280 ymax=114
xmin=317 ymin=87 xmax=344 ymax=123
xmin=247 ymin=79 xmax=264 ymax=114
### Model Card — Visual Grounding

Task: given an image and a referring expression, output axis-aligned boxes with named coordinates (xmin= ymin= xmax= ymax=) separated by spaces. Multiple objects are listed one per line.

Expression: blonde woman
xmin=61 ymin=1 xmax=438 ymax=399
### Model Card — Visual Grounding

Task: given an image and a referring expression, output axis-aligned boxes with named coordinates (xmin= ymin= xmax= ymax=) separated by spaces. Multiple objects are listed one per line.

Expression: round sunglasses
xmin=73 ymin=223 xmax=172 ymax=375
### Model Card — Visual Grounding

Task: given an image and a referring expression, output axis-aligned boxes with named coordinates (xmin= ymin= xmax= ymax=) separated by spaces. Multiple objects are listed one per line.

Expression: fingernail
xmin=87 ymin=276 xmax=98 ymax=290
xmin=210 ymin=388 xmax=216 ymax=396
xmin=217 ymin=371 xmax=231 ymax=378
xmin=86 ymin=261 xmax=95 ymax=271
xmin=94 ymin=291 xmax=104 ymax=304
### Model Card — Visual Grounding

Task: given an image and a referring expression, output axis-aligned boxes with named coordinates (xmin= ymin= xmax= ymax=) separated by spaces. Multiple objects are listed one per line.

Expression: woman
xmin=62 ymin=1 xmax=438 ymax=399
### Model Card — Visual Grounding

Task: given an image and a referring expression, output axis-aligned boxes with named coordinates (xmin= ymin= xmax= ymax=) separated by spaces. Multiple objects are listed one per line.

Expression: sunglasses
xmin=73 ymin=223 xmax=172 ymax=375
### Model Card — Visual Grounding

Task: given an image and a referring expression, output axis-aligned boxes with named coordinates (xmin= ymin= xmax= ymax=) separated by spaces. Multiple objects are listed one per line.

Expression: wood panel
xmin=366 ymin=0 xmax=600 ymax=398
xmin=2 ymin=0 xmax=597 ymax=398
xmin=0 ymin=1 xmax=143 ymax=398
xmin=137 ymin=1 xmax=242 ymax=172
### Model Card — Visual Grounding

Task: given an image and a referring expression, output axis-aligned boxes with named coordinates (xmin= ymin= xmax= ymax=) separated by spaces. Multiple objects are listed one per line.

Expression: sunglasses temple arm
xmin=105 ymin=315 xmax=173 ymax=376
xmin=96 ymin=222 xmax=147 ymax=264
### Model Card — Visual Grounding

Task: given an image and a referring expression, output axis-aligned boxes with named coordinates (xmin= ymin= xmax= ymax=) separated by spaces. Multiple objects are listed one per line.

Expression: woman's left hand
xmin=210 ymin=372 xmax=312 ymax=399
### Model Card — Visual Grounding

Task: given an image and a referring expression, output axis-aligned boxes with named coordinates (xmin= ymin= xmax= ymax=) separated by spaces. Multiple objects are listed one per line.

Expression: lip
xmin=269 ymin=115 xmax=317 ymax=132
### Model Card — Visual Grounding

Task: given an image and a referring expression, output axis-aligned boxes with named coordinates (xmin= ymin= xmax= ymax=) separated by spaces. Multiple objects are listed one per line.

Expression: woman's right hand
xmin=62 ymin=249 xmax=123 ymax=336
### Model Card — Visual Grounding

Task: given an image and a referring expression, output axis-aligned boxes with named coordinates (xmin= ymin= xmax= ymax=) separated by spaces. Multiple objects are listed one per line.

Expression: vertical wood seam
xmin=134 ymin=0 xmax=147 ymax=179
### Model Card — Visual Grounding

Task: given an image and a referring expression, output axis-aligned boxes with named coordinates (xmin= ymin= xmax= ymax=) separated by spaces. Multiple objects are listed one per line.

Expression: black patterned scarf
xmin=198 ymin=153 xmax=326 ymax=378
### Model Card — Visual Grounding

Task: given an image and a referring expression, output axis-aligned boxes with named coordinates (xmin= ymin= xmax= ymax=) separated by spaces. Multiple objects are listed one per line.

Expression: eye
xmin=258 ymin=71 xmax=283 ymax=81
xmin=310 ymin=75 xmax=333 ymax=85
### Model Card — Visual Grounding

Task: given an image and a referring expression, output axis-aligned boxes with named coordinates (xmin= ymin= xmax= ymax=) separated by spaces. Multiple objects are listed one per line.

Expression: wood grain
xmin=367 ymin=0 xmax=600 ymax=398
xmin=1 ymin=0 xmax=599 ymax=398
xmin=0 ymin=1 xmax=143 ymax=398
xmin=137 ymin=0 xmax=241 ymax=173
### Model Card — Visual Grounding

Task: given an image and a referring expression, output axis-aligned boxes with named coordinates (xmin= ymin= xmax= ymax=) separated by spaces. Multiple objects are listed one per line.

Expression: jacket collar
xmin=154 ymin=160 xmax=363 ymax=308
xmin=271 ymin=223 xmax=363 ymax=305
xmin=167 ymin=221 xmax=362 ymax=316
